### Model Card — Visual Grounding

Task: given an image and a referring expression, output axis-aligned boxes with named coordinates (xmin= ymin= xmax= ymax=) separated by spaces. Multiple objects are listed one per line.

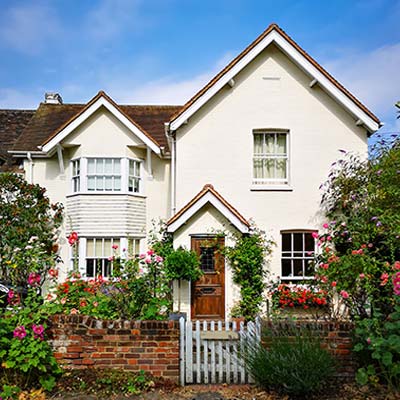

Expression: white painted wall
xmin=174 ymin=44 xmax=368 ymax=314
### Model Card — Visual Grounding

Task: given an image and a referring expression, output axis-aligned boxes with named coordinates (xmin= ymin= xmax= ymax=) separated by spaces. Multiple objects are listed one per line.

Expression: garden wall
xmin=48 ymin=315 xmax=180 ymax=383
xmin=263 ymin=320 xmax=356 ymax=378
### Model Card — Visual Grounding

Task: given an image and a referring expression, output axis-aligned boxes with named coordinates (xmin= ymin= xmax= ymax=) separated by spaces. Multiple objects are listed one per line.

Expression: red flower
xmin=68 ymin=232 xmax=78 ymax=246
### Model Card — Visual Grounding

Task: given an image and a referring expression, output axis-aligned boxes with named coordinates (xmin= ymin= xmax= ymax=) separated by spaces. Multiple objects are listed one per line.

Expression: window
xmin=72 ymin=237 xmax=142 ymax=278
xmin=128 ymin=160 xmax=141 ymax=193
xmin=281 ymin=231 xmax=315 ymax=280
xmin=86 ymin=238 xmax=117 ymax=278
xmin=200 ymin=246 xmax=215 ymax=273
xmin=253 ymin=131 xmax=288 ymax=186
xmin=127 ymin=237 xmax=141 ymax=257
xmin=70 ymin=157 xmax=143 ymax=194
xmin=87 ymin=158 xmax=121 ymax=191
xmin=72 ymin=159 xmax=80 ymax=192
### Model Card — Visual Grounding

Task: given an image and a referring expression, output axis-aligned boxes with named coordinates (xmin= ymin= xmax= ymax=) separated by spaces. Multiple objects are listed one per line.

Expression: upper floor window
xmin=87 ymin=158 xmax=121 ymax=192
xmin=281 ymin=231 xmax=315 ymax=281
xmin=72 ymin=159 xmax=80 ymax=192
xmin=71 ymin=157 xmax=142 ymax=194
xmin=128 ymin=160 xmax=141 ymax=193
xmin=253 ymin=131 xmax=288 ymax=186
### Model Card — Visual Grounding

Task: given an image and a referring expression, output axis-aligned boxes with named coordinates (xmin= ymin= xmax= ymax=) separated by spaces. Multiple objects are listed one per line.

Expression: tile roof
xmin=11 ymin=100 xmax=181 ymax=152
xmin=0 ymin=109 xmax=35 ymax=171
xmin=170 ymin=23 xmax=380 ymax=127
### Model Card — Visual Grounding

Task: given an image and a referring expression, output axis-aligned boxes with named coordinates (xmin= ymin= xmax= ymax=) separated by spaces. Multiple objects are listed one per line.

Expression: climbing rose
xmin=13 ymin=326 xmax=27 ymax=340
xmin=32 ymin=324 xmax=44 ymax=340
xmin=340 ymin=290 xmax=349 ymax=299
xmin=27 ymin=272 xmax=41 ymax=287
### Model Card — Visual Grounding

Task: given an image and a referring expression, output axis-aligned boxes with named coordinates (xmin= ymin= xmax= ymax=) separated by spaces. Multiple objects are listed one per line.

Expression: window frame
xmin=70 ymin=157 xmax=144 ymax=195
xmin=280 ymin=230 xmax=316 ymax=281
xmin=71 ymin=236 xmax=143 ymax=278
xmin=251 ymin=130 xmax=291 ymax=190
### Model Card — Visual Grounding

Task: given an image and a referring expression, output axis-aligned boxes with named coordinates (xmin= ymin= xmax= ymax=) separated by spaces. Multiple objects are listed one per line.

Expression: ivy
xmin=224 ymin=227 xmax=274 ymax=320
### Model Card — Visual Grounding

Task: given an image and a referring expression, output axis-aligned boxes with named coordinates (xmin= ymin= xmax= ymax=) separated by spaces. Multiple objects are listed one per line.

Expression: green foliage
xmin=0 ymin=173 xmax=63 ymax=288
xmin=57 ymin=369 xmax=156 ymax=396
xmin=47 ymin=249 xmax=171 ymax=320
xmin=242 ymin=325 xmax=336 ymax=396
xmin=164 ymin=246 xmax=202 ymax=281
xmin=316 ymin=139 xmax=400 ymax=388
xmin=354 ymin=300 xmax=400 ymax=389
xmin=224 ymin=227 xmax=274 ymax=320
xmin=0 ymin=287 xmax=61 ymax=393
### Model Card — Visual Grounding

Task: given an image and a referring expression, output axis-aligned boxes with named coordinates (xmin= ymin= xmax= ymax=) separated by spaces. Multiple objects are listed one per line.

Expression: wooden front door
xmin=191 ymin=236 xmax=225 ymax=320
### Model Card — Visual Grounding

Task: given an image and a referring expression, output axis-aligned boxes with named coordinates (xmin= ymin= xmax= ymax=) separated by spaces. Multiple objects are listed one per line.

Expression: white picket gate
xmin=179 ymin=317 xmax=261 ymax=385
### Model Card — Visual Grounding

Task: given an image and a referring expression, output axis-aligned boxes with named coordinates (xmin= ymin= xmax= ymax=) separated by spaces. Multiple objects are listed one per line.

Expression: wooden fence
xmin=179 ymin=318 xmax=261 ymax=385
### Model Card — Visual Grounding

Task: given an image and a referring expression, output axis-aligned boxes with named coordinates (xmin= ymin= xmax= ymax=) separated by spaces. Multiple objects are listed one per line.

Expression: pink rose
xmin=145 ymin=257 xmax=152 ymax=264
xmin=147 ymin=249 xmax=155 ymax=256
xmin=13 ymin=325 xmax=27 ymax=340
xmin=359 ymin=273 xmax=365 ymax=279
xmin=367 ymin=338 xmax=371 ymax=345
xmin=331 ymin=281 xmax=337 ymax=287
xmin=155 ymin=255 xmax=163 ymax=263
xmin=112 ymin=244 xmax=118 ymax=250
xmin=323 ymin=223 xmax=329 ymax=229
xmin=27 ymin=272 xmax=41 ymax=287
xmin=340 ymin=290 xmax=349 ymax=299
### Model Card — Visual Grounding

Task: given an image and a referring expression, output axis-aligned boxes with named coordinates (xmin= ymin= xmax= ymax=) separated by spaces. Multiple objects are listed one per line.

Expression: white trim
xmin=167 ymin=192 xmax=249 ymax=234
xmin=170 ymin=29 xmax=379 ymax=133
xmin=41 ymin=95 xmax=161 ymax=154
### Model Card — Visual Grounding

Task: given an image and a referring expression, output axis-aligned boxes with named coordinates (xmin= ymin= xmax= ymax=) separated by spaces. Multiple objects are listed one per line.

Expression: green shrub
xmin=243 ymin=325 xmax=336 ymax=396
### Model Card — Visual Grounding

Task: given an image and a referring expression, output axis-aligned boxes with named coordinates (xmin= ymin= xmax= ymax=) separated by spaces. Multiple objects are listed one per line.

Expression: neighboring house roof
xmin=169 ymin=23 xmax=380 ymax=133
xmin=0 ymin=109 xmax=35 ymax=171
xmin=167 ymin=184 xmax=250 ymax=234
xmin=11 ymin=91 xmax=181 ymax=154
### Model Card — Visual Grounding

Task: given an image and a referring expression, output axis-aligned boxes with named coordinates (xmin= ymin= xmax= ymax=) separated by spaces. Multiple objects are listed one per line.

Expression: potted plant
xmin=164 ymin=246 xmax=202 ymax=319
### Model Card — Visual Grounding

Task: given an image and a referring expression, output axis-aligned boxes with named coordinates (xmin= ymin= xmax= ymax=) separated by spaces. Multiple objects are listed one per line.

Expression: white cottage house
xmin=1 ymin=24 xmax=380 ymax=320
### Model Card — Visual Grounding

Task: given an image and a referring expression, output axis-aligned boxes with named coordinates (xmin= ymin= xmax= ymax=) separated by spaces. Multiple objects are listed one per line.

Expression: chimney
xmin=44 ymin=92 xmax=63 ymax=104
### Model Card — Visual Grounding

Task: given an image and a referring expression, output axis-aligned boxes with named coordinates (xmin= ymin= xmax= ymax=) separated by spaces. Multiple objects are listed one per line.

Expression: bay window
xmin=71 ymin=157 xmax=142 ymax=194
xmin=71 ymin=237 xmax=143 ymax=278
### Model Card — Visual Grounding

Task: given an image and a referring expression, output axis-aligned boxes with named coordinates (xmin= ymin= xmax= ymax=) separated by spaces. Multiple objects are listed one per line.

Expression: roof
xmin=167 ymin=184 xmax=250 ymax=234
xmin=0 ymin=109 xmax=35 ymax=171
xmin=169 ymin=23 xmax=380 ymax=133
xmin=11 ymin=92 xmax=181 ymax=153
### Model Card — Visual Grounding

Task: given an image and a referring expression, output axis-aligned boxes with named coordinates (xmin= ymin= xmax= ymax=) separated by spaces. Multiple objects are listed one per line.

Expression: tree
xmin=0 ymin=173 xmax=63 ymax=288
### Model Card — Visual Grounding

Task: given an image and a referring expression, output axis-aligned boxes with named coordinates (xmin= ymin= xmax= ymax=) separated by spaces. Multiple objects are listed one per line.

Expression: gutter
xmin=164 ymin=122 xmax=176 ymax=217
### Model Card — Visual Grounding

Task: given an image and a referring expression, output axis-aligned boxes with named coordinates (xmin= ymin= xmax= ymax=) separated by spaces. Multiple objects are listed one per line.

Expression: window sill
xmin=66 ymin=192 xmax=147 ymax=199
xmin=250 ymin=185 xmax=293 ymax=192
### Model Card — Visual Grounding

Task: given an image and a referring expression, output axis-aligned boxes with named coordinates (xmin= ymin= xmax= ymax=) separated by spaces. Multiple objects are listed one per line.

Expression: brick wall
xmin=262 ymin=320 xmax=356 ymax=378
xmin=48 ymin=315 xmax=180 ymax=383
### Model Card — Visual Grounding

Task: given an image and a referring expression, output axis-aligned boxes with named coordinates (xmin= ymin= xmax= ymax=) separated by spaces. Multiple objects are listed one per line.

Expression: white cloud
xmin=86 ymin=0 xmax=145 ymax=40
xmin=104 ymin=52 xmax=235 ymax=105
xmin=0 ymin=3 xmax=61 ymax=55
xmin=323 ymin=43 xmax=400 ymax=125
xmin=0 ymin=88 xmax=41 ymax=109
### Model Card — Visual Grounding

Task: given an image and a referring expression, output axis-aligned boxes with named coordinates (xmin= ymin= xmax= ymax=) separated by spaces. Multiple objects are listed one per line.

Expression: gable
xmin=62 ymin=107 xmax=144 ymax=157
xmin=169 ymin=24 xmax=380 ymax=134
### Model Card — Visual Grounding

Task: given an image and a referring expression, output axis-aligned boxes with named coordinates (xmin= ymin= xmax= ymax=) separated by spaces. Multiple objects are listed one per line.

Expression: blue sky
xmin=0 ymin=0 xmax=399 ymax=137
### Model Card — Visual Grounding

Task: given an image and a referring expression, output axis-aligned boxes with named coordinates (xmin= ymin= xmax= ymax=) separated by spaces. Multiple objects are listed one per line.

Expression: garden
xmin=0 ymin=132 xmax=399 ymax=399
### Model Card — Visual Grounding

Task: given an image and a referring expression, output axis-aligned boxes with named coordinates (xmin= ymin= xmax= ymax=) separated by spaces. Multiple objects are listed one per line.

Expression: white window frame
xmin=281 ymin=230 xmax=316 ymax=281
xmin=87 ymin=158 xmax=122 ymax=192
xmin=71 ymin=159 xmax=80 ymax=193
xmin=71 ymin=236 xmax=143 ymax=278
xmin=69 ymin=157 xmax=144 ymax=195
xmin=251 ymin=130 xmax=291 ymax=190
xmin=128 ymin=159 xmax=142 ymax=194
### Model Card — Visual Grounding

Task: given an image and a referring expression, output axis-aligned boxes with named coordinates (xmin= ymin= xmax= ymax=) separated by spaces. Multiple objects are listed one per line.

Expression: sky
xmin=0 ymin=0 xmax=399 ymax=139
